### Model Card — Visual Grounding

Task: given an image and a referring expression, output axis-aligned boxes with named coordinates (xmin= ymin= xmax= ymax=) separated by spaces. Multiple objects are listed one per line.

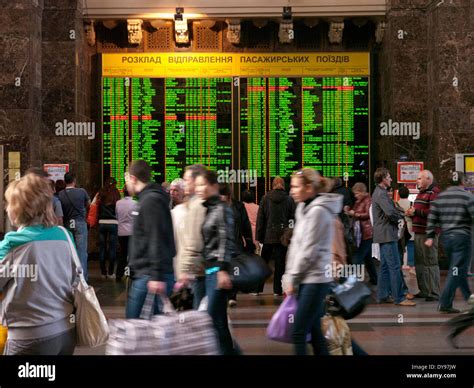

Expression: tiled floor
xmin=75 ymin=261 xmax=474 ymax=355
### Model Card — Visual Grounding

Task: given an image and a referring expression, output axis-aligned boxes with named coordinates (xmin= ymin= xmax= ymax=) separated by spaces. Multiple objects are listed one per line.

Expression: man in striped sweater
xmin=406 ymin=170 xmax=441 ymax=301
xmin=426 ymin=172 xmax=474 ymax=314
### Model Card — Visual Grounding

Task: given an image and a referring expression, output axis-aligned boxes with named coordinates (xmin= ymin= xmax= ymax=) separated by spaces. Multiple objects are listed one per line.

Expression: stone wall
xmin=376 ymin=0 xmax=473 ymax=188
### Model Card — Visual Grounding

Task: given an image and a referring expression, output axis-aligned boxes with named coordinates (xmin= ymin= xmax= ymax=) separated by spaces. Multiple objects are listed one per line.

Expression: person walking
xmin=177 ymin=164 xmax=208 ymax=309
xmin=372 ymin=168 xmax=415 ymax=306
xmin=282 ymin=168 xmax=342 ymax=355
xmin=125 ymin=160 xmax=176 ymax=318
xmin=426 ymin=172 xmax=474 ymax=314
xmin=0 ymin=174 xmax=77 ymax=355
xmin=195 ymin=170 xmax=235 ymax=355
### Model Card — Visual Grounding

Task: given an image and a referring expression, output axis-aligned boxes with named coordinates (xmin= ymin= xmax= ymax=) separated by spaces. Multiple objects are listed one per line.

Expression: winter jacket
xmin=371 ymin=185 xmax=402 ymax=244
xmin=351 ymin=194 xmax=373 ymax=240
xmin=0 ymin=225 xmax=76 ymax=340
xmin=128 ymin=183 xmax=176 ymax=281
xmin=202 ymin=196 xmax=235 ymax=273
xmin=231 ymin=200 xmax=254 ymax=254
xmin=256 ymin=189 xmax=295 ymax=244
xmin=282 ymin=193 xmax=343 ymax=288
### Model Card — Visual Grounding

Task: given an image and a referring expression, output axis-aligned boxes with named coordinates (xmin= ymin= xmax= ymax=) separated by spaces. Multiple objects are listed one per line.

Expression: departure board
xmin=103 ymin=75 xmax=369 ymax=191
xmin=102 ymin=77 xmax=232 ymax=185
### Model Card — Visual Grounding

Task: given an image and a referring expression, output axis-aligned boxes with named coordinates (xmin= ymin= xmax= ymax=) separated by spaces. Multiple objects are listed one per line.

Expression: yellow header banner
xmin=102 ymin=52 xmax=370 ymax=77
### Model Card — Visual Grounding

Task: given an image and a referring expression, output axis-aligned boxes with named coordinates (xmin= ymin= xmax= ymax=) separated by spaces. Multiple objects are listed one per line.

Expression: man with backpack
xmin=58 ymin=172 xmax=91 ymax=280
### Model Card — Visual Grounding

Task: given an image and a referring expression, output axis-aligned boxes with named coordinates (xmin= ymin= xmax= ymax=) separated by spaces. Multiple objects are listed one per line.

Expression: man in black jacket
xmin=125 ymin=160 xmax=176 ymax=318
xmin=256 ymin=176 xmax=295 ymax=296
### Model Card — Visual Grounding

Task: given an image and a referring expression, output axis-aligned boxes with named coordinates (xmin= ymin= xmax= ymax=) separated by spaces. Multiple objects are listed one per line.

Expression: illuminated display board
xmin=102 ymin=53 xmax=370 ymax=192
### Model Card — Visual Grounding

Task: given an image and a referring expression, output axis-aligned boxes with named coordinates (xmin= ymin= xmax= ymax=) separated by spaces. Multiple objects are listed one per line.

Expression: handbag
xmin=230 ymin=253 xmax=272 ymax=293
xmin=326 ymin=276 xmax=371 ymax=320
xmin=321 ymin=315 xmax=353 ymax=355
xmin=59 ymin=226 xmax=109 ymax=347
xmin=87 ymin=194 xmax=100 ymax=228
xmin=0 ymin=325 xmax=7 ymax=354
xmin=106 ymin=294 xmax=219 ymax=355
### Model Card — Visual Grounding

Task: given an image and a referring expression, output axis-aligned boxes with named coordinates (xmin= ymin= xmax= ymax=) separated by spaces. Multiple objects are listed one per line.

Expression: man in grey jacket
xmin=372 ymin=168 xmax=415 ymax=306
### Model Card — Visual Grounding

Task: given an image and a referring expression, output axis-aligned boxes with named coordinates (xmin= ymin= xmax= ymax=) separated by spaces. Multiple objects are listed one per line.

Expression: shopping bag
xmin=106 ymin=294 xmax=219 ymax=355
xmin=267 ymin=296 xmax=310 ymax=343
xmin=321 ymin=315 xmax=353 ymax=355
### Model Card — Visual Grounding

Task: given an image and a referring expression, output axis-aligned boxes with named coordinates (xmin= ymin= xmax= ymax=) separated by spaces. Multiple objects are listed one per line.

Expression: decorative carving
xmin=226 ymin=19 xmax=241 ymax=45
xmin=328 ymin=21 xmax=344 ymax=44
xmin=375 ymin=21 xmax=387 ymax=44
xmin=84 ymin=21 xmax=96 ymax=46
xmin=127 ymin=19 xmax=143 ymax=45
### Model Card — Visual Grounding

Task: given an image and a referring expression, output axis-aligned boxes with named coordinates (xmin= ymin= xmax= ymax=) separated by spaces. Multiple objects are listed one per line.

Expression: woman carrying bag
xmin=0 ymin=174 xmax=78 ymax=355
xmin=282 ymin=169 xmax=343 ymax=356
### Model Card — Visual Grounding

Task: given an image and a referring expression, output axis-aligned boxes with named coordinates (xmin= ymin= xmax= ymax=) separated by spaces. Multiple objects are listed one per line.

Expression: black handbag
xmin=326 ymin=276 xmax=372 ymax=320
xmin=230 ymin=253 xmax=272 ymax=293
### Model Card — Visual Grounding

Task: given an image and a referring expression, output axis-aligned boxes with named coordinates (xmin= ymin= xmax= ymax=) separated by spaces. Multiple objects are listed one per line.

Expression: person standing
xmin=242 ymin=190 xmax=259 ymax=249
xmin=58 ymin=172 xmax=91 ymax=281
xmin=372 ymin=168 xmax=415 ymax=306
xmin=256 ymin=177 xmax=295 ymax=296
xmin=426 ymin=172 xmax=474 ymax=314
xmin=397 ymin=186 xmax=415 ymax=273
xmin=97 ymin=177 xmax=121 ymax=279
xmin=344 ymin=182 xmax=377 ymax=285
xmin=125 ymin=160 xmax=176 ymax=318
xmin=115 ymin=186 xmax=137 ymax=282
xmin=195 ymin=170 xmax=235 ymax=355
xmin=406 ymin=170 xmax=441 ymax=301
xmin=283 ymin=168 xmax=342 ymax=356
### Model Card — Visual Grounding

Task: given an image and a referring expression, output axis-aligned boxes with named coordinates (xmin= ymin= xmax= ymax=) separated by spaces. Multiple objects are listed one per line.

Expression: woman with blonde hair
xmin=283 ymin=168 xmax=343 ymax=355
xmin=0 ymin=174 xmax=77 ymax=355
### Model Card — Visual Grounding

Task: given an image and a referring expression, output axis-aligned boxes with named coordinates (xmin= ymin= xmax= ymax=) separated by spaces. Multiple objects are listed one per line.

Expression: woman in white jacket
xmin=282 ymin=168 xmax=342 ymax=355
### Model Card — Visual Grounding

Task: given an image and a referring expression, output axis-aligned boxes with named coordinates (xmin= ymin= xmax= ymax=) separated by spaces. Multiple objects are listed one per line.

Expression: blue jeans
xmin=192 ymin=276 xmax=206 ymax=310
xmin=293 ymin=283 xmax=330 ymax=356
xmin=205 ymin=272 xmax=234 ymax=355
xmin=440 ymin=233 xmax=472 ymax=309
xmin=352 ymin=238 xmax=378 ymax=285
xmin=99 ymin=224 xmax=118 ymax=275
xmin=377 ymin=242 xmax=405 ymax=304
xmin=407 ymin=240 xmax=415 ymax=266
xmin=68 ymin=220 xmax=88 ymax=281
xmin=126 ymin=274 xmax=175 ymax=319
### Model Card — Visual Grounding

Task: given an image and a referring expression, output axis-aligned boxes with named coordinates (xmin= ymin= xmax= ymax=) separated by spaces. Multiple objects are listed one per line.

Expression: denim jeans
xmin=377 ymin=242 xmax=405 ymax=304
xmin=439 ymin=233 xmax=472 ymax=309
xmin=260 ymin=243 xmax=287 ymax=294
xmin=191 ymin=276 xmax=206 ymax=310
xmin=67 ymin=220 xmax=88 ymax=281
xmin=352 ymin=238 xmax=378 ymax=285
xmin=126 ymin=274 xmax=175 ymax=319
xmin=205 ymin=272 xmax=234 ymax=355
xmin=293 ymin=283 xmax=330 ymax=356
xmin=99 ymin=223 xmax=118 ymax=276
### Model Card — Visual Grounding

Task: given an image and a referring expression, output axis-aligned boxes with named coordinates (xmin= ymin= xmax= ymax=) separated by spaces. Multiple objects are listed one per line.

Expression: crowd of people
xmin=0 ymin=162 xmax=473 ymax=355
